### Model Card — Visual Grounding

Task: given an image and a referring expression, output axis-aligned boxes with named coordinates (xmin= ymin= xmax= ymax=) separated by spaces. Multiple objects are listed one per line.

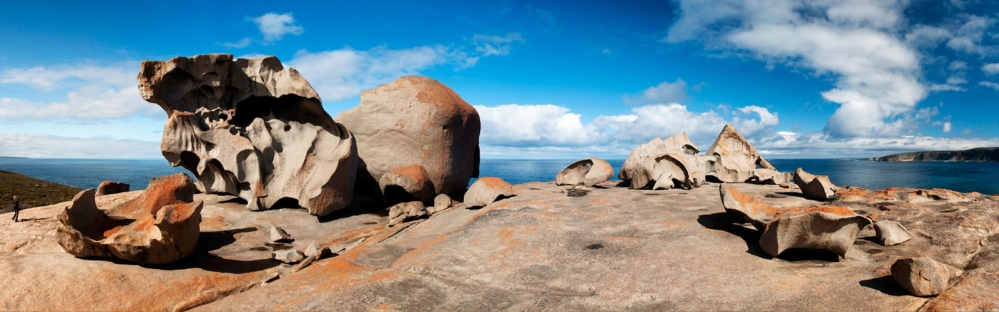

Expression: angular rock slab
xmin=96 ymin=181 xmax=129 ymax=196
xmin=891 ymin=257 xmax=962 ymax=297
xmin=759 ymin=209 xmax=871 ymax=259
xmin=719 ymin=184 xmax=778 ymax=230
xmin=56 ymin=173 xmax=203 ymax=265
xmin=378 ymin=164 xmax=436 ymax=204
xmin=793 ymin=168 xmax=837 ymax=201
xmin=556 ymin=158 xmax=613 ymax=187
xmin=620 ymin=133 xmax=700 ymax=189
xmin=336 ymin=76 xmax=480 ymax=199
xmin=704 ymin=124 xmax=778 ymax=183
xmin=874 ymin=220 xmax=913 ymax=246
xmin=139 ymin=54 xmax=357 ymax=217
xmin=464 ymin=177 xmax=514 ymax=208
xmin=388 ymin=201 xmax=427 ymax=226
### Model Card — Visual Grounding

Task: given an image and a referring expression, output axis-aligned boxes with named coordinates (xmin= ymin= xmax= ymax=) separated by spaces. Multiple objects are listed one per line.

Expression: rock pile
xmin=139 ymin=54 xmax=357 ymax=217
xmin=56 ymin=173 xmax=202 ymax=265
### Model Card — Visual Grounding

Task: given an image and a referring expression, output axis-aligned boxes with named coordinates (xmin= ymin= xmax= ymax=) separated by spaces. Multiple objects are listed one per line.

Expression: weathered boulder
xmin=304 ymin=242 xmax=323 ymax=258
xmin=874 ymin=220 xmax=913 ymax=246
xmin=388 ymin=201 xmax=427 ymax=226
xmin=56 ymin=173 xmax=202 ymax=265
xmin=335 ymin=76 xmax=480 ymax=200
xmin=431 ymin=193 xmax=452 ymax=214
xmin=464 ymin=177 xmax=514 ymax=208
xmin=749 ymin=169 xmax=791 ymax=185
xmin=139 ymin=54 xmax=357 ymax=217
xmin=793 ymin=168 xmax=837 ymax=200
xmin=891 ymin=257 xmax=962 ymax=296
xmin=378 ymin=164 xmax=436 ymax=204
xmin=95 ymin=181 xmax=129 ymax=196
xmin=651 ymin=153 xmax=704 ymax=190
xmin=620 ymin=133 xmax=700 ymax=189
xmin=273 ymin=249 xmax=305 ymax=264
xmin=556 ymin=158 xmax=614 ymax=187
xmin=270 ymin=226 xmax=294 ymax=243
xmin=704 ymin=124 xmax=777 ymax=183
xmin=720 ymin=184 xmax=872 ymax=258
xmin=758 ymin=208 xmax=871 ymax=258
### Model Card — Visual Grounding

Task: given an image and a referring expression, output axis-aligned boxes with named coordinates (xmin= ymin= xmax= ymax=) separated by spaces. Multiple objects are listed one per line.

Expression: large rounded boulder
xmin=335 ymin=76 xmax=480 ymax=201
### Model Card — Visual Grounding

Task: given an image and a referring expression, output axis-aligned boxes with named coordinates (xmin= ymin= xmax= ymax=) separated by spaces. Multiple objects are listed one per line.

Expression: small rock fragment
xmin=891 ymin=257 xmax=962 ymax=297
xmin=432 ymin=194 xmax=452 ymax=213
xmin=873 ymin=220 xmax=913 ymax=246
xmin=388 ymin=201 xmax=427 ymax=226
xmin=95 ymin=181 xmax=130 ymax=196
xmin=793 ymin=168 xmax=837 ymax=200
xmin=270 ymin=226 xmax=294 ymax=243
xmin=464 ymin=177 xmax=514 ymax=208
xmin=704 ymin=124 xmax=778 ymax=183
xmin=273 ymin=249 xmax=305 ymax=264
xmin=304 ymin=242 xmax=323 ymax=258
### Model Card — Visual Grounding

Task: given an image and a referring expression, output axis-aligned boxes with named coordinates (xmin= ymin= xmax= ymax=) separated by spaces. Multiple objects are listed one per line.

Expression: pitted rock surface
xmin=139 ymin=54 xmax=357 ymax=216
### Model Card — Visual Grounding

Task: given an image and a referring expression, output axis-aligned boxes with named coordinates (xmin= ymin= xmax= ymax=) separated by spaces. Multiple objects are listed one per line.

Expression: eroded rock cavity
xmin=138 ymin=54 xmax=357 ymax=216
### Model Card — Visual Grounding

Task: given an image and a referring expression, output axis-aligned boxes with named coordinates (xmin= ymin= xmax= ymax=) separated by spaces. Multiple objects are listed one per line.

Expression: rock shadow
xmin=859 ymin=275 xmax=909 ymax=296
xmin=156 ymin=227 xmax=280 ymax=274
xmin=696 ymin=212 xmax=768 ymax=258
xmin=317 ymin=200 xmax=390 ymax=223
xmin=775 ymin=192 xmax=808 ymax=199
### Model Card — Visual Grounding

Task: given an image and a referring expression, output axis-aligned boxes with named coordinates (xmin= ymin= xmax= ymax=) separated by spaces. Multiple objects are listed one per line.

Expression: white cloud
xmin=289 ymin=45 xmax=475 ymax=102
xmin=667 ymin=0 xmax=929 ymax=138
xmin=623 ymin=79 xmax=688 ymax=105
xmin=943 ymin=121 xmax=953 ymax=133
xmin=472 ymin=33 xmax=524 ymax=56
xmin=0 ymin=63 xmax=160 ymax=120
xmin=0 ymin=133 xmax=160 ymax=158
xmin=223 ymin=37 xmax=252 ymax=49
xmin=475 ymin=102 xmax=778 ymax=155
xmin=980 ymin=81 xmax=999 ymax=91
xmin=905 ymin=25 xmax=951 ymax=47
xmin=252 ymin=13 xmax=303 ymax=43
xmin=755 ymin=131 xmax=999 ymax=158
xmin=948 ymin=60 xmax=968 ymax=71
xmin=944 ymin=15 xmax=995 ymax=55
xmin=983 ymin=63 xmax=999 ymax=75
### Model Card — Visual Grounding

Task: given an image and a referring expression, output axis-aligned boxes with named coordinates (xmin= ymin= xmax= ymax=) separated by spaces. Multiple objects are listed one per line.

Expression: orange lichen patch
xmin=837 ymin=187 xmax=903 ymax=203
xmin=492 ymin=225 xmax=539 ymax=261
xmin=775 ymin=206 xmax=857 ymax=219
xmin=392 ymin=234 xmax=454 ymax=267
xmin=590 ymin=195 xmax=615 ymax=206
xmin=663 ymin=221 xmax=684 ymax=228
xmin=387 ymin=164 xmax=430 ymax=184
xmin=375 ymin=303 xmax=394 ymax=311
xmin=321 ymin=224 xmax=387 ymax=248
xmin=102 ymin=225 xmax=125 ymax=238
xmin=200 ymin=215 xmax=227 ymax=230
xmin=723 ymin=185 xmax=780 ymax=217
xmin=869 ymin=212 xmax=879 ymax=221
xmin=477 ymin=177 xmax=513 ymax=191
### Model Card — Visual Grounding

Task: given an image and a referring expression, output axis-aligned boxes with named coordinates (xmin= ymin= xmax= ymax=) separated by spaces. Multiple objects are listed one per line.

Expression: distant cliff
xmin=867 ymin=147 xmax=999 ymax=162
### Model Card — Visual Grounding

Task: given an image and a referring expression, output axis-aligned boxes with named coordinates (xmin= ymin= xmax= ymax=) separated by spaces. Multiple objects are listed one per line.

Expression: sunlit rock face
xmin=138 ymin=54 xmax=357 ymax=216
xmin=335 ymin=76 xmax=480 ymax=202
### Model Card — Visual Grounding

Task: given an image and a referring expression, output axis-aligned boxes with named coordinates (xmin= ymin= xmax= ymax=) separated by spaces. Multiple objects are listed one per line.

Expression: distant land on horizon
xmin=867 ymin=147 xmax=999 ymax=162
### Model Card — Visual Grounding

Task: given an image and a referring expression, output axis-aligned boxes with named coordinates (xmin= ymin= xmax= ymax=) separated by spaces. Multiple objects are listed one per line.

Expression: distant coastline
xmin=866 ymin=147 xmax=999 ymax=162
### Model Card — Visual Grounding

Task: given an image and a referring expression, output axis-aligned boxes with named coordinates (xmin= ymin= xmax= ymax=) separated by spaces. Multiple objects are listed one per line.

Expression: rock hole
xmin=567 ymin=189 xmax=589 ymax=197
xmin=284 ymin=125 xmax=291 ymax=132
xmin=585 ymin=243 xmax=604 ymax=250
xmin=219 ymin=113 xmax=228 ymax=121
xmin=250 ymin=247 xmax=269 ymax=251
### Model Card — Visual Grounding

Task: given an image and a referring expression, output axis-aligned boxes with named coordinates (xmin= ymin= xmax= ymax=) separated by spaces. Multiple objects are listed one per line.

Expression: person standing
xmin=11 ymin=195 xmax=20 ymax=222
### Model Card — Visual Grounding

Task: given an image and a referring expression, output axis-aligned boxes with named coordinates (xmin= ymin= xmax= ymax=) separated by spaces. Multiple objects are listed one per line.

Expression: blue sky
xmin=1 ymin=0 xmax=998 ymax=159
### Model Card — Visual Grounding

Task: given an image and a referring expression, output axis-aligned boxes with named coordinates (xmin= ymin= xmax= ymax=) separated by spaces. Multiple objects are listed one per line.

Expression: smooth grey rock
xmin=269 ymin=226 xmax=293 ymax=243
xmin=891 ymin=257 xmax=962 ymax=297
xmin=304 ymin=242 xmax=323 ymax=258
xmin=651 ymin=153 xmax=704 ymax=190
xmin=139 ymin=54 xmax=357 ymax=217
xmin=874 ymin=220 xmax=913 ymax=246
xmin=620 ymin=133 xmax=700 ymax=189
xmin=464 ymin=177 xmax=514 ymax=208
xmin=273 ymin=249 xmax=305 ymax=264
xmin=432 ymin=194 xmax=452 ymax=213
xmin=556 ymin=158 xmax=614 ymax=187
xmin=793 ymin=168 xmax=837 ymax=200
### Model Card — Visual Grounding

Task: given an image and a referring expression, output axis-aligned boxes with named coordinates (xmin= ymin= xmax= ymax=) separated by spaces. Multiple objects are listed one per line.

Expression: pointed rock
xmin=874 ymin=220 xmax=913 ymax=246
xmin=270 ymin=226 xmax=294 ymax=243
xmin=793 ymin=168 xmax=837 ymax=200
xmin=651 ymin=153 xmax=704 ymax=190
xmin=704 ymin=124 xmax=777 ymax=183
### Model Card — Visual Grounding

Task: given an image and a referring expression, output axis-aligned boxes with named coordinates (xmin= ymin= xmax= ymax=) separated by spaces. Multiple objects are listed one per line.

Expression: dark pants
xmin=11 ymin=206 xmax=18 ymax=222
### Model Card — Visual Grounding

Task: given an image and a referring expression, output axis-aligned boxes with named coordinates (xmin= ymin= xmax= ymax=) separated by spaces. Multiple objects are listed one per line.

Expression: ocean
xmin=1 ymin=158 xmax=998 ymax=194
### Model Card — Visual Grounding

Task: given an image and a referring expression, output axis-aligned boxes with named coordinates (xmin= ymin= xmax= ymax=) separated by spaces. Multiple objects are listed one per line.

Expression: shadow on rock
xmin=157 ymin=227 xmax=281 ymax=274
xmin=774 ymin=248 xmax=840 ymax=262
xmin=317 ymin=200 xmax=390 ymax=223
xmin=859 ymin=275 xmax=910 ymax=296
xmin=696 ymin=212 xmax=768 ymax=258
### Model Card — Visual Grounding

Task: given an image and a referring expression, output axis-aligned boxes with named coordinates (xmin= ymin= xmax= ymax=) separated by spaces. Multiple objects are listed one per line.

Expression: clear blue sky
xmin=1 ymin=0 xmax=997 ymax=159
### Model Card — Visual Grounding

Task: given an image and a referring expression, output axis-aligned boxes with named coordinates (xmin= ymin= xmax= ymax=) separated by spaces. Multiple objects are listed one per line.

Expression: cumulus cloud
xmin=0 ymin=63 xmax=160 ymax=120
xmin=980 ymin=81 xmax=999 ymax=91
xmin=943 ymin=121 xmax=953 ymax=133
xmin=754 ymin=131 xmax=999 ymax=158
xmin=623 ymin=79 xmax=688 ymax=105
xmin=983 ymin=63 xmax=999 ymax=75
xmin=474 ymin=102 xmax=778 ymax=156
xmin=223 ymin=37 xmax=252 ymax=49
xmin=0 ymin=133 xmax=160 ymax=158
xmin=948 ymin=61 xmax=968 ymax=71
xmin=252 ymin=13 xmax=303 ymax=43
xmin=472 ymin=33 xmax=524 ymax=56
xmin=666 ymin=0 xmax=936 ymax=138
